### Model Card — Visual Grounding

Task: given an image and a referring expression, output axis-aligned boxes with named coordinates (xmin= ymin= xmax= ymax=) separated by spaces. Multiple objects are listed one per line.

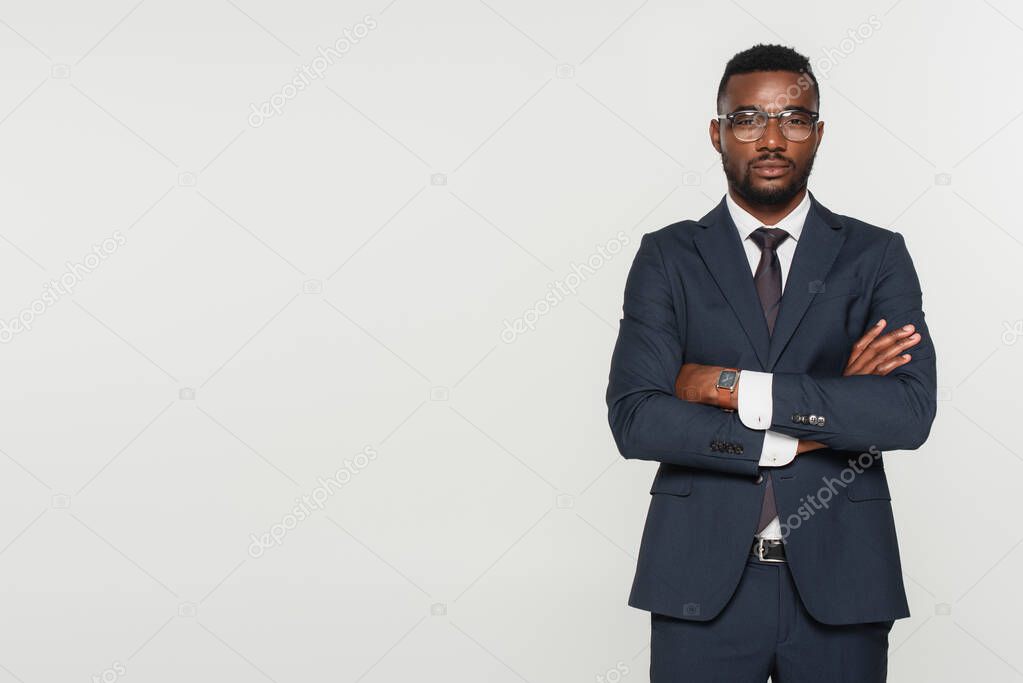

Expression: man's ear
xmin=710 ymin=119 xmax=722 ymax=154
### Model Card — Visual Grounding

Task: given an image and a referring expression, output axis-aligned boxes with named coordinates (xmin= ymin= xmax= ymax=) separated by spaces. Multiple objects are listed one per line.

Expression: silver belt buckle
xmin=754 ymin=537 xmax=786 ymax=563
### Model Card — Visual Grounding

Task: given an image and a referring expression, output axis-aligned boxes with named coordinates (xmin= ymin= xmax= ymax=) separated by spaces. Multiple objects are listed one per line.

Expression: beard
xmin=722 ymin=150 xmax=815 ymax=206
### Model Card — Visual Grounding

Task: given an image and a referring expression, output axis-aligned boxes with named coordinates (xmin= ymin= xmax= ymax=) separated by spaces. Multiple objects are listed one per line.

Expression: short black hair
xmin=716 ymin=44 xmax=819 ymax=113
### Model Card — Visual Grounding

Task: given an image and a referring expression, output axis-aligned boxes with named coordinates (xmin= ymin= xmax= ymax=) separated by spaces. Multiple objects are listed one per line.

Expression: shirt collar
xmin=725 ymin=188 xmax=811 ymax=242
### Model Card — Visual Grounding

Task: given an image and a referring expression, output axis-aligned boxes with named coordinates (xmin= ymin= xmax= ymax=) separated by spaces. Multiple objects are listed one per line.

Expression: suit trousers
xmin=650 ymin=553 xmax=894 ymax=682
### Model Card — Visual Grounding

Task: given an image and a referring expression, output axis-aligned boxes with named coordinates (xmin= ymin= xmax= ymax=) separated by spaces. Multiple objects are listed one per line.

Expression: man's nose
xmin=757 ymin=117 xmax=787 ymax=151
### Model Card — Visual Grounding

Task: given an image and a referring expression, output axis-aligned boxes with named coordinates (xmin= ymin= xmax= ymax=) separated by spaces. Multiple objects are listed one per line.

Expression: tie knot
xmin=750 ymin=226 xmax=790 ymax=251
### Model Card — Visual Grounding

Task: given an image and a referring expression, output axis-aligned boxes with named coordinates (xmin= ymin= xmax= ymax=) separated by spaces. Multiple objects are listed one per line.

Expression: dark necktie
xmin=749 ymin=226 xmax=790 ymax=535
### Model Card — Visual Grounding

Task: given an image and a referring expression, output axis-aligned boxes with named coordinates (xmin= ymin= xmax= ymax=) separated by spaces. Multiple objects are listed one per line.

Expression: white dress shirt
xmin=725 ymin=188 xmax=811 ymax=539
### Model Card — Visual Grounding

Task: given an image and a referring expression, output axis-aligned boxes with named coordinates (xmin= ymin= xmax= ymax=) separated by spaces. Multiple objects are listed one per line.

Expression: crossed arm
xmin=605 ymin=231 xmax=937 ymax=476
xmin=675 ymin=315 xmax=922 ymax=456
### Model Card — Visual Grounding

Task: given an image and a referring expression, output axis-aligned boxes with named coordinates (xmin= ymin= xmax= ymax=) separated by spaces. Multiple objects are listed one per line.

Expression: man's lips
xmin=751 ymin=160 xmax=792 ymax=178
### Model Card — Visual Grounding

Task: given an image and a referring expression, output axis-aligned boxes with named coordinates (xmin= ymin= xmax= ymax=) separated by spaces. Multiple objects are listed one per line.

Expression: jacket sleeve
xmin=606 ymin=231 xmax=766 ymax=476
xmin=767 ymin=231 xmax=937 ymax=451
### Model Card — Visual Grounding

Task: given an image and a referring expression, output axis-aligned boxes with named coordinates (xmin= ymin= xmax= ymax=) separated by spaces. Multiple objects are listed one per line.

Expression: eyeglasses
xmin=717 ymin=109 xmax=820 ymax=142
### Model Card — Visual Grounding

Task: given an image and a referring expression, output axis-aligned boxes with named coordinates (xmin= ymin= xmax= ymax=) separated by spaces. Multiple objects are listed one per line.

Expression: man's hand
xmin=843 ymin=317 xmax=920 ymax=376
xmin=801 ymin=318 xmax=923 ymax=452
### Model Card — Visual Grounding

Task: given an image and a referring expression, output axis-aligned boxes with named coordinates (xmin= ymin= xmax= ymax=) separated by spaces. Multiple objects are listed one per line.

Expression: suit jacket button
xmin=809 ymin=414 xmax=818 ymax=425
xmin=791 ymin=413 xmax=800 ymax=423
xmin=817 ymin=416 xmax=826 ymax=426
xmin=737 ymin=445 xmax=744 ymax=454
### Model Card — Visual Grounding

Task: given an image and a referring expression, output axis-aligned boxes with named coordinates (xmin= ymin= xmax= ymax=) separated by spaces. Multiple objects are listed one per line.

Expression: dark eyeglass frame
xmin=716 ymin=109 xmax=821 ymax=142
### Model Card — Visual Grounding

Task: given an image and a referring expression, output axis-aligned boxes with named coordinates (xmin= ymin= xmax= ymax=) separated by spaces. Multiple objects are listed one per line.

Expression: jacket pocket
xmin=846 ymin=468 xmax=891 ymax=501
xmin=649 ymin=465 xmax=694 ymax=496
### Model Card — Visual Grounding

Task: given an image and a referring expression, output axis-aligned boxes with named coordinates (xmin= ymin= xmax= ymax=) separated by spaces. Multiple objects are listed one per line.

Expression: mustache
xmin=752 ymin=155 xmax=793 ymax=165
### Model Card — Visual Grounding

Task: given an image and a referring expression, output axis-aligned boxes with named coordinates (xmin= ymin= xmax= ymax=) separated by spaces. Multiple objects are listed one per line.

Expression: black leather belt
xmin=751 ymin=537 xmax=786 ymax=563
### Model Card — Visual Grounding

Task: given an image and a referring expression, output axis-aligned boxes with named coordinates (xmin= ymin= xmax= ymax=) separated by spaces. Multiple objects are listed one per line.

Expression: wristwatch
xmin=715 ymin=367 xmax=740 ymax=411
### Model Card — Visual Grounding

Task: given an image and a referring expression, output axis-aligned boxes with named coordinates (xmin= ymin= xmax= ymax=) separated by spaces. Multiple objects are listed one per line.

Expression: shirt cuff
xmin=738 ymin=370 xmax=773 ymax=430
xmin=758 ymin=429 xmax=799 ymax=467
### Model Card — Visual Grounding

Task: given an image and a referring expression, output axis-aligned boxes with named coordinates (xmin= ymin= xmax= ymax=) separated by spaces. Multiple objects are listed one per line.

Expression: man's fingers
xmin=859 ymin=337 xmax=916 ymax=376
xmin=846 ymin=326 xmax=920 ymax=375
xmin=870 ymin=332 xmax=921 ymax=365
xmin=875 ymin=354 xmax=911 ymax=375
xmin=869 ymin=325 xmax=917 ymax=355
xmin=847 ymin=318 xmax=886 ymax=368
xmin=843 ymin=317 xmax=926 ymax=377
xmin=847 ymin=320 xmax=904 ymax=371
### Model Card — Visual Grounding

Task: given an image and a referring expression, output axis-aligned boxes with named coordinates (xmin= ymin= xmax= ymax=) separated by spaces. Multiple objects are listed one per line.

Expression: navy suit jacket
xmin=605 ymin=190 xmax=937 ymax=625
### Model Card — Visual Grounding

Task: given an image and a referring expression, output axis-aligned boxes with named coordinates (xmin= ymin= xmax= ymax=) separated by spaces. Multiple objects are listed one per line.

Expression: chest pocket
xmin=808 ymin=275 xmax=864 ymax=305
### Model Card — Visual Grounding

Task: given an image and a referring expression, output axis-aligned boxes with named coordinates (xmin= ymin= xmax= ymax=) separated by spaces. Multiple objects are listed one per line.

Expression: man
xmin=605 ymin=44 xmax=936 ymax=682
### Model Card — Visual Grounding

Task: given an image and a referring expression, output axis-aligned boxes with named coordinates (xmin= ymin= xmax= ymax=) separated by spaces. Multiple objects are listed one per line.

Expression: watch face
xmin=717 ymin=370 xmax=737 ymax=389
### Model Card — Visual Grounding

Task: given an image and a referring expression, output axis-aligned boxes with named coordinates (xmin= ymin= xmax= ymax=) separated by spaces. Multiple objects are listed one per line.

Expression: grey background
xmin=0 ymin=0 xmax=1017 ymax=681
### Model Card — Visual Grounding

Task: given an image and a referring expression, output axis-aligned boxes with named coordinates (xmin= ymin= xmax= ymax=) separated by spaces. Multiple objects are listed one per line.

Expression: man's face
xmin=711 ymin=71 xmax=824 ymax=206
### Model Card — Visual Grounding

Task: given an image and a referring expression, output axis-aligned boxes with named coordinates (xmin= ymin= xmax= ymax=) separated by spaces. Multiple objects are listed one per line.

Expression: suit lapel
xmin=693 ymin=196 xmax=772 ymax=369
xmin=766 ymin=191 xmax=846 ymax=369
xmin=692 ymin=190 xmax=846 ymax=371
